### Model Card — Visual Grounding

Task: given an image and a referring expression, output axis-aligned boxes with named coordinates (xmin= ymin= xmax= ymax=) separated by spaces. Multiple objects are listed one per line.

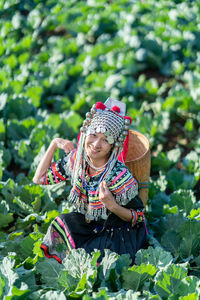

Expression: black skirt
xmin=40 ymin=196 xmax=147 ymax=264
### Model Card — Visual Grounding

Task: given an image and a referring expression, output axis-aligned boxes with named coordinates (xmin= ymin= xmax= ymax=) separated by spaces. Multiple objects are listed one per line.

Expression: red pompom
xmin=112 ymin=106 xmax=120 ymax=113
xmin=96 ymin=102 xmax=106 ymax=110
xmin=125 ymin=116 xmax=132 ymax=124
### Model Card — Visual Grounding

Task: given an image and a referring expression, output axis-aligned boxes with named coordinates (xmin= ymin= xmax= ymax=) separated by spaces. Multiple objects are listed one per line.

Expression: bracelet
xmin=130 ymin=209 xmax=145 ymax=227
xmin=130 ymin=209 xmax=138 ymax=227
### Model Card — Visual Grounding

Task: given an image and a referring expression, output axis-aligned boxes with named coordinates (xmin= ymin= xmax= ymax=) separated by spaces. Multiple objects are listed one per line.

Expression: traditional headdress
xmin=72 ymin=98 xmax=132 ymax=191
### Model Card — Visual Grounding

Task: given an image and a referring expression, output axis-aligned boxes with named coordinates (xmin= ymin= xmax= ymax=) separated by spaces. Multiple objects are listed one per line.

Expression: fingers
xmin=99 ymin=181 xmax=108 ymax=193
xmin=102 ymin=180 xmax=108 ymax=190
xmin=53 ymin=138 xmax=75 ymax=153
xmin=99 ymin=181 xmax=115 ymax=209
xmin=52 ymin=139 xmax=63 ymax=149
xmin=63 ymin=141 xmax=75 ymax=153
xmin=99 ymin=181 xmax=104 ymax=191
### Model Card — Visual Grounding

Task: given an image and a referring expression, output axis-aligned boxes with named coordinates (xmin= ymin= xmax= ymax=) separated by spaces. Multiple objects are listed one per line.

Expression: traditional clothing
xmin=40 ymin=149 xmax=147 ymax=263
xmin=39 ymin=98 xmax=147 ymax=264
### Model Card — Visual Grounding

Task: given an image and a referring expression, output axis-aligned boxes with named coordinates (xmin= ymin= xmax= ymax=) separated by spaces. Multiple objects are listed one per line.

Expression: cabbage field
xmin=0 ymin=0 xmax=200 ymax=299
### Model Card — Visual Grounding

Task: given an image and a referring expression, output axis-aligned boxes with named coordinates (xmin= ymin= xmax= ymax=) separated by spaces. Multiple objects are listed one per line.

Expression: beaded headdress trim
xmin=80 ymin=100 xmax=131 ymax=147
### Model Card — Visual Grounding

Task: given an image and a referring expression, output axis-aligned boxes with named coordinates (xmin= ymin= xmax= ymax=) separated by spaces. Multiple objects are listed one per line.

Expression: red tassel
xmin=125 ymin=116 xmax=132 ymax=124
xmin=118 ymin=130 xmax=129 ymax=162
xmin=112 ymin=106 xmax=120 ymax=113
xmin=96 ymin=102 xmax=106 ymax=110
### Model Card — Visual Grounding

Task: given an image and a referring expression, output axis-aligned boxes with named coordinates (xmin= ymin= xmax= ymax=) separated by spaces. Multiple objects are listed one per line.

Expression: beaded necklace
xmin=85 ymin=165 xmax=105 ymax=183
xmin=82 ymin=163 xmax=109 ymax=192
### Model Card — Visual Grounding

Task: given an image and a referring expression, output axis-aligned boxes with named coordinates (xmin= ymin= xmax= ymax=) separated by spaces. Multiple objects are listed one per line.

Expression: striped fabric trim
xmin=42 ymin=155 xmax=70 ymax=185
xmin=89 ymin=190 xmax=100 ymax=195
xmin=52 ymin=162 xmax=66 ymax=181
xmin=115 ymin=178 xmax=137 ymax=195
xmin=51 ymin=164 xmax=60 ymax=183
xmin=40 ymin=244 xmax=62 ymax=264
xmin=52 ymin=217 xmax=76 ymax=251
xmin=88 ymin=200 xmax=104 ymax=209
xmin=56 ymin=217 xmax=76 ymax=248
xmin=110 ymin=169 xmax=137 ymax=196
xmin=111 ymin=168 xmax=127 ymax=185
xmin=42 ymin=174 xmax=49 ymax=185
xmin=48 ymin=170 xmax=55 ymax=184
xmin=72 ymin=186 xmax=87 ymax=202
xmin=111 ymin=172 xmax=133 ymax=190
xmin=75 ymin=179 xmax=86 ymax=192
xmin=52 ymin=222 xmax=72 ymax=252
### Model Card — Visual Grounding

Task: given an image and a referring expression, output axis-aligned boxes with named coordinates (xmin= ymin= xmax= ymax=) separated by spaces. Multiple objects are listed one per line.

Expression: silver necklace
xmin=84 ymin=154 xmax=108 ymax=171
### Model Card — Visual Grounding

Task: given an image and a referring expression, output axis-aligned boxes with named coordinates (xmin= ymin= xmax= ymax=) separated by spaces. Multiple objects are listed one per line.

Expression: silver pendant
xmin=85 ymin=175 xmax=90 ymax=183
xmin=85 ymin=216 xmax=91 ymax=223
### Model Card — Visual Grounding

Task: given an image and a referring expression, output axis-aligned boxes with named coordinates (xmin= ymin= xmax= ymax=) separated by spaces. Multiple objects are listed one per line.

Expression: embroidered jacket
xmin=42 ymin=149 xmax=138 ymax=221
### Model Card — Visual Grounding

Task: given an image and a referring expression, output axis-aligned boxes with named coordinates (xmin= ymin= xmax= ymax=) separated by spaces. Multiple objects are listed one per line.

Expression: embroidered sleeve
xmin=41 ymin=149 xmax=76 ymax=185
xmin=108 ymin=162 xmax=138 ymax=205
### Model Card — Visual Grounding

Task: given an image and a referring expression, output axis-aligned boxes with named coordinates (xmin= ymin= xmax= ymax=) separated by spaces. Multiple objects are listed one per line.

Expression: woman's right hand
xmin=33 ymin=138 xmax=75 ymax=184
xmin=51 ymin=138 xmax=75 ymax=154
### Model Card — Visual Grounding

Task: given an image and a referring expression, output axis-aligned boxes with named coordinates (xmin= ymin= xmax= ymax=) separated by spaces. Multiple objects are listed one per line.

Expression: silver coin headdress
xmin=72 ymin=98 xmax=132 ymax=189
xmin=80 ymin=98 xmax=131 ymax=148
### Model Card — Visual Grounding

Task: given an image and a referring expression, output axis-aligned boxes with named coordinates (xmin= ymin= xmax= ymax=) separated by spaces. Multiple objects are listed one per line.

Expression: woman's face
xmin=85 ymin=132 xmax=112 ymax=165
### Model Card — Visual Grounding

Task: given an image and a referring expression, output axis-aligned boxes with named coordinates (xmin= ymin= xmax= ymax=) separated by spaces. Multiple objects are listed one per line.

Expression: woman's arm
xmin=33 ymin=138 xmax=74 ymax=184
xmin=99 ymin=181 xmax=132 ymax=222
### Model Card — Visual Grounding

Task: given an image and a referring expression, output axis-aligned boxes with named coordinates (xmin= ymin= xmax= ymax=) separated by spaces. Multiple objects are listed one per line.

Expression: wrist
xmin=107 ymin=201 xmax=119 ymax=213
xmin=50 ymin=140 xmax=57 ymax=150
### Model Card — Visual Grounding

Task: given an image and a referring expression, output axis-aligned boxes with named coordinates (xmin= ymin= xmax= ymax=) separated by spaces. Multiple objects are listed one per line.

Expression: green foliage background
xmin=0 ymin=0 xmax=200 ymax=298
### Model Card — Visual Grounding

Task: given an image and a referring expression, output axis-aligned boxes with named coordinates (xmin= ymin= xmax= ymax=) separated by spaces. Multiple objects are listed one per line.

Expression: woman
xmin=33 ymin=98 xmax=147 ymax=264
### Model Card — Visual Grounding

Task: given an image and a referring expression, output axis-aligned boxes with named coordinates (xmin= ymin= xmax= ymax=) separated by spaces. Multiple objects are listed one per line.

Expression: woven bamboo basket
xmin=125 ymin=130 xmax=151 ymax=206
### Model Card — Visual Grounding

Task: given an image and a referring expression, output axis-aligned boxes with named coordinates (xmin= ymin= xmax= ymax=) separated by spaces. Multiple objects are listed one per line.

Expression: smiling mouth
xmin=89 ymin=146 xmax=100 ymax=153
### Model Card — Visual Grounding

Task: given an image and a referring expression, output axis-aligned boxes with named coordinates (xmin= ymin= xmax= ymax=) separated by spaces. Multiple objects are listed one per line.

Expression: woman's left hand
xmin=99 ymin=181 xmax=117 ymax=211
xmin=99 ymin=181 xmax=132 ymax=222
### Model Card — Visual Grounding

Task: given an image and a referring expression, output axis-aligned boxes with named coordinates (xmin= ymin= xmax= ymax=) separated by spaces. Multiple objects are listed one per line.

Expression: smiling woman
xmin=33 ymin=98 xmax=147 ymax=264
xmin=85 ymin=133 xmax=112 ymax=167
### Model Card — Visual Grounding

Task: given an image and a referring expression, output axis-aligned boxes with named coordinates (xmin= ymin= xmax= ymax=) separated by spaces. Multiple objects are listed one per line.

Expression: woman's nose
xmin=93 ymin=139 xmax=101 ymax=148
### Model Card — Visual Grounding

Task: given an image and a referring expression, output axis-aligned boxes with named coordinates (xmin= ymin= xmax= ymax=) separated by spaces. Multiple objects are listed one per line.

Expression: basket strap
xmin=138 ymin=182 xmax=150 ymax=189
